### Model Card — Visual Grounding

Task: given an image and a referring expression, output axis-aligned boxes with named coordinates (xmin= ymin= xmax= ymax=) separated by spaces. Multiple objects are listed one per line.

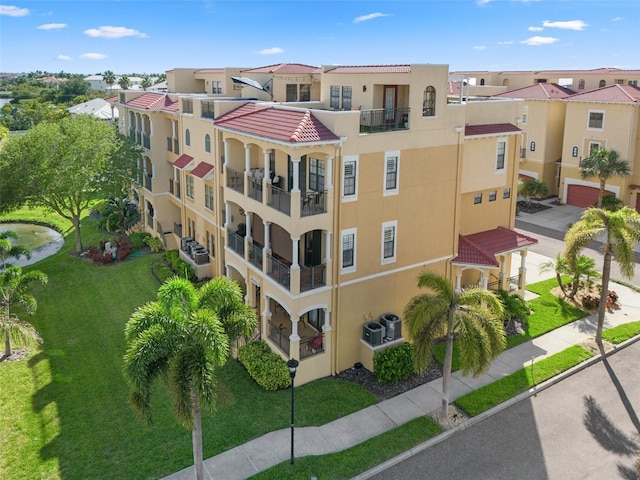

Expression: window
xmin=330 ymin=85 xmax=340 ymax=109
xmin=205 ymin=134 xmax=211 ymax=153
xmin=381 ymin=221 xmax=397 ymax=263
xmin=423 ymin=86 xmax=436 ymax=117
xmin=384 ymin=152 xmax=399 ymax=194
xmin=489 ymin=191 xmax=497 ymax=202
xmin=535 ymin=78 xmax=547 ymax=83
xmin=342 ymin=156 xmax=358 ymax=199
xmin=572 ymin=146 xmax=579 ymax=157
xmin=309 ymin=157 xmax=325 ymax=192
xmin=503 ymin=188 xmax=511 ymax=199
xmin=205 ymin=230 xmax=214 ymax=257
xmin=496 ymin=140 xmax=506 ymax=171
xmin=599 ymin=80 xmax=606 ymax=88
xmin=615 ymin=79 xmax=624 ymax=85
xmin=480 ymin=78 xmax=485 ymax=86
xmin=578 ymin=79 xmax=585 ymax=90
xmin=182 ymin=98 xmax=193 ymax=114
xmin=305 ymin=308 xmax=323 ymax=331
xmin=588 ymin=111 xmax=604 ymax=129
xmin=205 ymin=184 xmax=214 ymax=210
xmin=522 ymin=106 xmax=528 ymax=124
xmin=186 ymin=175 xmax=194 ymax=199
xmin=286 ymin=84 xmax=298 ymax=102
xmin=341 ymin=229 xmax=356 ymax=271
xmin=299 ymin=84 xmax=311 ymax=102
xmin=212 ymin=81 xmax=222 ymax=94
xmin=630 ymin=80 xmax=638 ymax=86
xmin=530 ymin=141 xmax=536 ymax=152
xmin=474 ymin=193 xmax=482 ymax=204
xmin=589 ymin=142 xmax=600 ymax=155
xmin=341 ymin=86 xmax=352 ymax=110
xmin=201 ymin=102 xmax=215 ymax=119
xmin=185 ymin=129 xmax=191 ymax=147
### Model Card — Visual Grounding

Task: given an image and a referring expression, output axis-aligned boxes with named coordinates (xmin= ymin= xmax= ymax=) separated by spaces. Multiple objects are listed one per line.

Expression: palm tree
xmin=495 ymin=289 xmax=530 ymax=331
xmin=123 ymin=276 xmax=257 ymax=480
xmin=118 ymin=74 xmax=131 ymax=91
xmin=540 ymin=253 xmax=600 ymax=299
xmin=518 ymin=179 xmax=548 ymax=206
xmin=0 ymin=266 xmax=48 ymax=358
xmin=579 ymin=148 xmax=631 ymax=208
xmin=404 ymin=271 xmax=505 ymax=417
xmin=103 ymin=70 xmax=116 ymax=93
xmin=565 ymin=207 xmax=640 ymax=347
xmin=141 ymin=75 xmax=152 ymax=91
xmin=0 ymin=230 xmax=31 ymax=268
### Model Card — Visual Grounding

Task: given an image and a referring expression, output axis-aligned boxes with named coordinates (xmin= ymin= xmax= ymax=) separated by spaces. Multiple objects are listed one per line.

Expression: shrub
xmin=374 ymin=343 xmax=414 ymax=384
xmin=144 ymin=236 xmax=164 ymax=253
xmin=162 ymin=250 xmax=195 ymax=280
xmin=582 ymin=294 xmax=600 ymax=310
xmin=129 ymin=232 xmax=152 ymax=249
xmin=115 ymin=236 xmax=134 ymax=261
xmin=151 ymin=260 xmax=175 ymax=284
xmin=237 ymin=340 xmax=290 ymax=391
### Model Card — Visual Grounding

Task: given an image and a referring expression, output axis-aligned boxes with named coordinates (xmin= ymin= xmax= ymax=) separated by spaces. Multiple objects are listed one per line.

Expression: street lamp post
xmin=287 ymin=358 xmax=299 ymax=465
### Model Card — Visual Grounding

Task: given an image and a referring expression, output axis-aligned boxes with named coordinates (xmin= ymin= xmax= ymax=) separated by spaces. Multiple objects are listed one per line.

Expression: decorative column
xmin=326 ymin=157 xmax=334 ymax=188
xmin=224 ymin=201 xmax=230 ymax=228
xmin=244 ymin=145 xmax=251 ymax=196
xmin=244 ymin=212 xmax=252 ymax=262
xmin=290 ymin=236 xmax=301 ymax=296
xmin=518 ymin=250 xmax=527 ymax=291
xmin=455 ymin=273 xmax=462 ymax=293
xmin=324 ymin=232 xmax=332 ymax=262
xmin=223 ymin=139 xmax=229 ymax=168
xmin=498 ymin=255 xmax=506 ymax=290
xmin=291 ymin=157 xmax=301 ymax=217
xmin=262 ymin=221 xmax=271 ymax=275
xmin=290 ymin=314 xmax=301 ymax=342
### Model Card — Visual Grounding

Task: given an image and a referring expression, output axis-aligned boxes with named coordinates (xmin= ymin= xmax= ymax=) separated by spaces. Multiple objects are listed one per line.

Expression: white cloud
xmin=37 ymin=23 xmax=67 ymax=30
xmin=0 ymin=5 xmax=29 ymax=16
xmin=353 ymin=12 xmax=389 ymax=24
xmin=473 ymin=45 xmax=487 ymax=51
xmin=542 ymin=20 xmax=588 ymax=31
xmin=84 ymin=26 xmax=147 ymax=39
xmin=528 ymin=26 xmax=544 ymax=32
xmin=80 ymin=52 xmax=107 ymax=60
xmin=255 ymin=47 xmax=283 ymax=55
xmin=521 ymin=36 xmax=559 ymax=46
xmin=497 ymin=41 xmax=514 ymax=45
xmin=611 ymin=17 xmax=622 ymax=22
xmin=57 ymin=55 xmax=72 ymax=61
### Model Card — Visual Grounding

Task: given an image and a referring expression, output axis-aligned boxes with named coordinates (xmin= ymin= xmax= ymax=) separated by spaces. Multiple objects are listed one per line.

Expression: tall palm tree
xmin=579 ymin=148 xmax=631 ymax=208
xmin=0 ymin=266 xmax=48 ymax=358
xmin=540 ymin=253 xmax=600 ymax=299
xmin=0 ymin=230 xmax=31 ymax=268
xmin=103 ymin=70 xmax=116 ymax=93
xmin=518 ymin=178 xmax=548 ymax=206
xmin=141 ymin=75 xmax=152 ymax=91
xmin=118 ymin=74 xmax=131 ymax=91
xmin=565 ymin=207 xmax=640 ymax=347
xmin=404 ymin=271 xmax=505 ymax=417
xmin=123 ymin=276 xmax=257 ymax=480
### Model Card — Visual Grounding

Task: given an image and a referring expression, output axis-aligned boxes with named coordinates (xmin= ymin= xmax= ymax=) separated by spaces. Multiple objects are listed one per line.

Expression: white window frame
xmin=342 ymin=155 xmax=359 ymax=202
xmin=205 ymin=134 xmax=211 ymax=153
xmin=186 ymin=175 xmax=194 ymax=200
xmin=381 ymin=220 xmax=397 ymax=265
xmin=340 ymin=228 xmax=357 ymax=274
xmin=521 ymin=106 xmax=528 ymax=124
xmin=496 ymin=138 xmax=507 ymax=173
xmin=204 ymin=184 xmax=214 ymax=210
xmin=588 ymin=110 xmax=604 ymax=130
xmin=383 ymin=151 xmax=400 ymax=196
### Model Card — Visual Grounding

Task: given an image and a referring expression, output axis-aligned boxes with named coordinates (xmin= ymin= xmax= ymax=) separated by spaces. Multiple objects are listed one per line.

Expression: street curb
xmin=352 ymin=334 xmax=640 ymax=480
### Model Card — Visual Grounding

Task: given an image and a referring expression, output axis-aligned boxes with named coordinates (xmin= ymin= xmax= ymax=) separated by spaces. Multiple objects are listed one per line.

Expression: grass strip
xmin=455 ymin=345 xmax=593 ymax=417
xmin=602 ymin=321 xmax=640 ymax=344
xmin=250 ymin=416 xmax=442 ymax=480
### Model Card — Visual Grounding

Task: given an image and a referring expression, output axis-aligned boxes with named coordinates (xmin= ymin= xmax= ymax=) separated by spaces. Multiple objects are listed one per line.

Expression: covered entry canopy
xmin=453 ymin=226 xmax=538 ymax=267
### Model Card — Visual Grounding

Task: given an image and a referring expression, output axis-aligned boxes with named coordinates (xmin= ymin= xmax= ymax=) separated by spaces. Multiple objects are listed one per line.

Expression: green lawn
xmin=602 ymin=321 xmax=640 ymax=344
xmin=0 ymin=210 xmax=376 ymax=480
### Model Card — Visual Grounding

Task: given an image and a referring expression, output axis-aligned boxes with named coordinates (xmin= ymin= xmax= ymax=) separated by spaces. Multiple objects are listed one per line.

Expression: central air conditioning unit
xmin=362 ymin=322 xmax=386 ymax=346
xmin=180 ymin=237 xmax=194 ymax=251
xmin=380 ymin=313 xmax=402 ymax=340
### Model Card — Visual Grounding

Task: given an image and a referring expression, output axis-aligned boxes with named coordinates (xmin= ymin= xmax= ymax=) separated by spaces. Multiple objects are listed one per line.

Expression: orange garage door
xmin=566 ymin=185 xmax=614 ymax=208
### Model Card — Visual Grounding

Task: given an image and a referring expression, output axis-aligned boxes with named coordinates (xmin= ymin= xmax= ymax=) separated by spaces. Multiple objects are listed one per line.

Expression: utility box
xmin=380 ymin=313 xmax=402 ymax=340
xmin=362 ymin=322 xmax=386 ymax=346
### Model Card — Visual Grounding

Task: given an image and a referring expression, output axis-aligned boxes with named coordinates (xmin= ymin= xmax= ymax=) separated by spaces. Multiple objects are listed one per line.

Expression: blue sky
xmin=1 ymin=0 xmax=638 ymax=75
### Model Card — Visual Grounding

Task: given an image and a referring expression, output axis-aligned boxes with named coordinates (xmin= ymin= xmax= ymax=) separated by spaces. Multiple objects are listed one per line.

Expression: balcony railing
xmin=300 ymin=264 xmax=326 ymax=292
xmin=136 ymin=132 xmax=142 ymax=145
xmin=300 ymin=190 xmax=327 ymax=217
xmin=267 ymin=184 xmax=291 ymax=216
xmin=300 ymin=332 xmax=324 ymax=359
xmin=248 ymin=243 xmax=263 ymax=269
xmin=227 ymin=228 xmax=245 ymax=257
xmin=143 ymin=134 xmax=150 ymax=149
xmin=487 ymin=275 xmax=520 ymax=290
xmin=174 ymin=222 xmax=183 ymax=238
xmin=248 ymin=177 xmax=263 ymax=202
xmin=360 ymin=107 xmax=410 ymax=133
xmin=267 ymin=319 xmax=290 ymax=355
xmin=226 ymin=167 xmax=243 ymax=193
xmin=146 ymin=213 xmax=153 ymax=228
xmin=169 ymin=179 xmax=181 ymax=198
xmin=144 ymin=175 xmax=152 ymax=192
xmin=267 ymin=253 xmax=290 ymax=289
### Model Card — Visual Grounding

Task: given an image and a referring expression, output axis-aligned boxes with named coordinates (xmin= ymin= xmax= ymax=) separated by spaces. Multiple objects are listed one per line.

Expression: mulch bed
xmin=517 ymin=201 xmax=552 ymax=214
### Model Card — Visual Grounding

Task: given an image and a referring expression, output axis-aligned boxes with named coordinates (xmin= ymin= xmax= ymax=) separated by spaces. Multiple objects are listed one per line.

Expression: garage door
xmin=566 ymin=185 xmax=614 ymax=208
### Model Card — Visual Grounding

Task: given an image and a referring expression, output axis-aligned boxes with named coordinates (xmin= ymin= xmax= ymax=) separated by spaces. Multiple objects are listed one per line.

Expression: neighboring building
xmin=85 ymin=74 xmax=147 ymax=91
xmin=68 ymin=97 xmax=119 ymax=122
xmin=118 ymin=63 xmax=537 ymax=385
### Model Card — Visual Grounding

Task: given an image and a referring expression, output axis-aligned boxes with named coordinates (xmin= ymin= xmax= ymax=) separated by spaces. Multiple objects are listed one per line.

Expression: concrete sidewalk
xmin=163 ymin=251 xmax=640 ymax=480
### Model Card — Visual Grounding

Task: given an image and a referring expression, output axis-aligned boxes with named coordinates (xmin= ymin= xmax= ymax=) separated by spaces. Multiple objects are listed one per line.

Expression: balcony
xmin=248 ymin=242 xmax=263 ymax=269
xmin=360 ymin=108 xmax=410 ymax=134
xmin=227 ymin=228 xmax=245 ymax=257
xmin=300 ymin=190 xmax=326 ymax=217
xmin=248 ymin=177 xmax=263 ymax=203
xmin=143 ymin=134 xmax=150 ymax=149
xmin=267 ymin=184 xmax=291 ymax=216
xmin=169 ymin=179 xmax=181 ymax=198
xmin=226 ymin=167 xmax=243 ymax=193
xmin=146 ymin=213 xmax=153 ymax=228
xmin=300 ymin=264 xmax=326 ymax=292
xmin=300 ymin=332 xmax=324 ymax=359
xmin=144 ymin=175 xmax=152 ymax=192
xmin=267 ymin=253 xmax=290 ymax=289
xmin=267 ymin=319 xmax=290 ymax=356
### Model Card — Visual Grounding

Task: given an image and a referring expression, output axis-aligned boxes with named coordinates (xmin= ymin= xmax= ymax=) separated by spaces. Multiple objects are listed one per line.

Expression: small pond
xmin=0 ymin=223 xmax=64 ymax=268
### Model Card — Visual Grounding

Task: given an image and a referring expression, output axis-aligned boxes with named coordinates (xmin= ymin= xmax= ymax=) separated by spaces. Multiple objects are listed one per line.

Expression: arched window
xmin=578 ymin=79 xmax=585 ymax=90
xmin=423 ymin=86 xmax=436 ymax=117
xmin=205 ymin=134 xmax=211 ymax=153
xmin=185 ymin=129 xmax=191 ymax=146
xmin=480 ymin=78 xmax=485 ymax=86
xmin=599 ymin=80 xmax=606 ymax=88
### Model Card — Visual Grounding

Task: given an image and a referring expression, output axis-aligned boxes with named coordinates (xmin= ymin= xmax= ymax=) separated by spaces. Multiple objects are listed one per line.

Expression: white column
xmin=172 ymin=119 xmax=176 ymax=137
xmin=455 ymin=273 xmax=462 ymax=293
xmin=292 ymin=237 xmax=299 ymax=268
xmin=519 ymin=250 xmax=528 ymax=290
xmin=244 ymin=145 xmax=252 ymax=174
xmin=324 ymin=232 xmax=332 ymax=262
xmin=291 ymin=157 xmax=300 ymax=192
xmin=499 ymin=254 xmax=506 ymax=288
xmin=326 ymin=156 xmax=334 ymax=188
xmin=322 ymin=309 xmax=332 ymax=332
xmin=246 ymin=212 xmax=253 ymax=238
xmin=224 ymin=201 xmax=230 ymax=228
xmin=263 ymin=150 xmax=271 ymax=179
xmin=290 ymin=314 xmax=300 ymax=342
xmin=225 ymin=265 xmax=230 ymax=277
xmin=223 ymin=139 xmax=229 ymax=167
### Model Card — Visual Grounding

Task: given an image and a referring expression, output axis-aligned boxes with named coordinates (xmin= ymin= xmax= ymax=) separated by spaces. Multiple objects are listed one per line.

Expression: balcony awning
xmin=192 ymin=162 xmax=214 ymax=179
xmin=173 ymin=154 xmax=194 ymax=169
xmin=453 ymin=227 xmax=538 ymax=267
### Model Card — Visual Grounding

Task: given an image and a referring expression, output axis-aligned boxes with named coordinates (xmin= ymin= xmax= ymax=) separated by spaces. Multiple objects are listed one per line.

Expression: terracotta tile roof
xmin=465 ymin=123 xmax=521 ymax=136
xmin=324 ymin=65 xmax=411 ymax=74
xmin=191 ymin=162 xmax=214 ymax=178
xmin=493 ymin=83 xmax=575 ymax=100
xmin=448 ymin=81 xmax=462 ymax=94
xmin=565 ymin=84 xmax=640 ymax=103
xmin=454 ymin=227 xmax=538 ymax=266
xmin=125 ymin=93 xmax=179 ymax=112
xmin=173 ymin=154 xmax=194 ymax=169
xmin=105 ymin=95 xmax=119 ymax=103
xmin=242 ymin=63 xmax=319 ymax=74
xmin=214 ymin=104 xmax=340 ymax=144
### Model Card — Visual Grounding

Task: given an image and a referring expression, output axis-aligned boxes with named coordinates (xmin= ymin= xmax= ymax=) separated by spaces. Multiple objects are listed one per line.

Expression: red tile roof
xmin=324 ymin=65 xmax=411 ymax=74
xmin=191 ymin=162 xmax=214 ymax=178
xmin=242 ymin=63 xmax=319 ymax=74
xmin=214 ymin=104 xmax=340 ymax=144
xmin=493 ymin=83 xmax=575 ymax=100
xmin=565 ymin=84 xmax=640 ymax=103
xmin=454 ymin=227 xmax=538 ymax=266
xmin=125 ymin=93 xmax=179 ymax=112
xmin=105 ymin=95 xmax=119 ymax=103
xmin=173 ymin=154 xmax=194 ymax=169
xmin=465 ymin=123 xmax=521 ymax=136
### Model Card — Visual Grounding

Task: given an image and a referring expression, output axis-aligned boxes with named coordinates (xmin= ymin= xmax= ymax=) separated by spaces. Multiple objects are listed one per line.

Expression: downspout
xmin=331 ymin=141 xmax=344 ymax=375
xmin=451 ymin=126 xmax=464 ymax=284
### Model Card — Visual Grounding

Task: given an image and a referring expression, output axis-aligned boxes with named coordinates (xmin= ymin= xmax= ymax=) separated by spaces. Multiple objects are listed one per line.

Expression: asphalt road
xmin=369 ymin=340 xmax=640 ymax=480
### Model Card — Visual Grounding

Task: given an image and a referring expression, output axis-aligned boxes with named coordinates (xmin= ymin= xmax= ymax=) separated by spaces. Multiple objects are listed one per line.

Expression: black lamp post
xmin=286 ymin=358 xmax=299 ymax=465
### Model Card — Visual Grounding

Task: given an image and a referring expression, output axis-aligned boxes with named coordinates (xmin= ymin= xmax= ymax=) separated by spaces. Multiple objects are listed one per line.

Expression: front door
xmin=384 ymin=85 xmax=397 ymax=123
xmin=304 ymin=230 xmax=322 ymax=266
